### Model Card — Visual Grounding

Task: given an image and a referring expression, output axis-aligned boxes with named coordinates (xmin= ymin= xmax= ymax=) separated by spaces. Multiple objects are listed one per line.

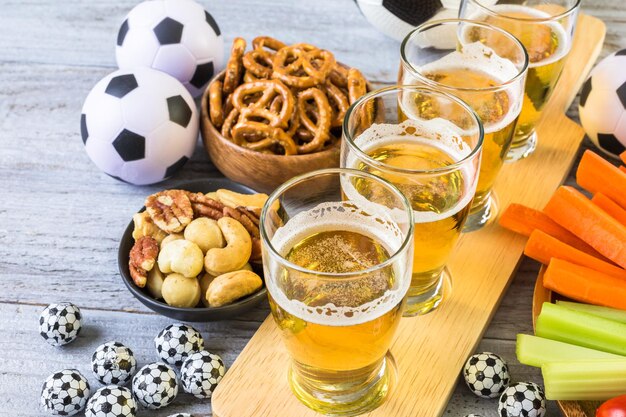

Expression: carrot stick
xmin=592 ymin=193 xmax=626 ymax=226
xmin=620 ymin=150 xmax=626 ymax=165
xmin=543 ymin=258 xmax=626 ymax=310
xmin=525 ymin=230 xmax=626 ymax=280
xmin=577 ymin=150 xmax=626 ymax=210
xmin=620 ymin=166 xmax=626 ymax=174
xmin=544 ymin=186 xmax=626 ymax=269
xmin=499 ymin=203 xmax=607 ymax=258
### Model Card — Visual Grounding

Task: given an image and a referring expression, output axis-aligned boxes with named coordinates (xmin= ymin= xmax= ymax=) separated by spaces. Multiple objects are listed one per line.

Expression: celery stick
xmin=542 ymin=360 xmax=626 ymax=400
xmin=557 ymin=300 xmax=626 ymax=324
xmin=536 ymin=302 xmax=626 ymax=355
xmin=516 ymin=334 xmax=621 ymax=368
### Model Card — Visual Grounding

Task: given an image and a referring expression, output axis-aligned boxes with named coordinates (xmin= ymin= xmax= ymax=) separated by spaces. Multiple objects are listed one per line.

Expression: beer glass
xmin=261 ymin=168 xmax=414 ymax=416
xmin=341 ymin=86 xmax=483 ymax=316
xmin=400 ymin=19 xmax=528 ymax=231
xmin=460 ymin=0 xmax=581 ymax=161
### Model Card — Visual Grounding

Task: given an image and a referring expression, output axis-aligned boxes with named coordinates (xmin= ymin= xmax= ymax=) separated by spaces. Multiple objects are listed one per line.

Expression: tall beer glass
xmin=460 ymin=0 xmax=581 ymax=161
xmin=400 ymin=19 xmax=528 ymax=231
xmin=261 ymin=168 xmax=414 ymax=416
xmin=341 ymin=86 xmax=483 ymax=316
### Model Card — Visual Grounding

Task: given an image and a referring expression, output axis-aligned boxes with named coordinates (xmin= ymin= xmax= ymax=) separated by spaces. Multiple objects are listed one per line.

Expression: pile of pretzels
xmin=207 ymin=36 xmax=368 ymax=155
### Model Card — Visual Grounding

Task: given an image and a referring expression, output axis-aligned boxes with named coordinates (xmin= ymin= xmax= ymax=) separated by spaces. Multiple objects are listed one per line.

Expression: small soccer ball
xmin=579 ymin=49 xmax=626 ymax=159
xmin=498 ymin=382 xmax=546 ymax=417
xmin=116 ymin=0 xmax=223 ymax=97
xmin=39 ymin=303 xmax=83 ymax=346
xmin=154 ymin=323 xmax=204 ymax=367
xmin=40 ymin=369 xmax=90 ymax=416
xmin=81 ymin=67 xmax=198 ymax=185
xmin=180 ymin=350 xmax=226 ymax=399
xmin=86 ymin=385 xmax=137 ymax=417
xmin=132 ymin=362 xmax=178 ymax=409
xmin=463 ymin=352 xmax=510 ymax=399
xmin=92 ymin=341 xmax=137 ymax=385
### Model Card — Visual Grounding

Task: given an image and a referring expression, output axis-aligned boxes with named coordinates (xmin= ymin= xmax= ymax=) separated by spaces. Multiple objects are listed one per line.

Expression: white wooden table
xmin=0 ymin=1 xmax=623 ymax=416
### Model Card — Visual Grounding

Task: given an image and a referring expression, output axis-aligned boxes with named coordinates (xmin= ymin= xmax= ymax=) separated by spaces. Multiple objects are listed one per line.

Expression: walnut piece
xmin=145 ymin=190 xmax=193 ymax=233
xmin=223 ymin=206 xmax=260 ymax=238
xmin=186 ymin=192 xmax=225 ymax=219
xmin=132 ymin=211 xmax=167 ymax=243
xmin=129 ymin=236 xmax=159 ymax=288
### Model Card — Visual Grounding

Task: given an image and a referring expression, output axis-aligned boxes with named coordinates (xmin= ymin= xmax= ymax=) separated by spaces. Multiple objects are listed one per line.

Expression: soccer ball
xmin=498 ymin=382 xmax=546 ymax=417
xmin=579 ymin=49 xmax=626 ymax=159
xmin=40 ymin=369 xmax=91 ymax=416
xmin=131 ymin=362 xmax=178 ymax=409
xmin=116 ymin=0 xmax=223 ymax=97
xmin=92 ymin=341 xmax=137 ymax=385
xmin=180 ymin=350 xmax=226 ymax=399
xmin=86 ymin=386 xmax=137 ymax=417
xmin=81 ymin=68 xmax=198 ymax=185
xmin=154 ymin=323 xmax=204 ymax=367
xmin=463 ymin=352 xmax=510 ymax=398
xmin=39 ymin=303 xmax=83 ymax=346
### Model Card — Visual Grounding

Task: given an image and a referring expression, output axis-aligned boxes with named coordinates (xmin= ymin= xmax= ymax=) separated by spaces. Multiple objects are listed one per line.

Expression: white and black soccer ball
xmin=498 ymin=382 xmax=546 ymax=417
xmin=92 ymin=341 xmax=137 ymax=386
xmin=40 ymin=369 xmax=91 ymax=416
xmin=86 ymin=385 xmax=137 ymax=417
xmin=81 ymin=67 xmax=198 ymax=185
xmin=579 ymin=49 xmax=626 ymax=159
xmin=132 ymin=362 xmax=178 ymax=409
xmin=116 ymin=0 xmax=223 ymax=97
xmin=154 ymin=323 xmax=204 ymax=367
xmin=180 ymin=350 xmax=226 ymax=399
xmin=463 ymin=352 xmax=510 ymax=399
xmin=39 ymin=303 xmax=83 ymax=346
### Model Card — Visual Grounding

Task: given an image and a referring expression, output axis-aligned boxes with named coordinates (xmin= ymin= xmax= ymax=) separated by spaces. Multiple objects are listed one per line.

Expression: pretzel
xmin=231 ymin=121 xmax=297 ymax=155
xmin=324 ymin=81 xmax=349 ymax=128
xmin=296 ymin=88 xmax=332 ymax=154
xmin=347 ymin=68 xmax=367 ymax=104
xmin=223 ymin=37 xmax=247 ymax=94
xmin=221 ymin=108 xmax=239 ymax=139
xmin=252 ymin=36 xmax=286 ymax=53
xmin=329 ymin=65 xmax=348 ymax=88
xmin=269 ymin=95 xmax=300 ymax=137
xmin=232 ymin=79 xmax=294 ymax=128
xmin=243 ymin=70 xmax=260 ymax=83
xmin=242 ymin=49 xmax=273 ymax=79
xmin=272 ymin=45 xmax=336 ymax=89
xmin=209 ymin=80 xmax=224 ymax=128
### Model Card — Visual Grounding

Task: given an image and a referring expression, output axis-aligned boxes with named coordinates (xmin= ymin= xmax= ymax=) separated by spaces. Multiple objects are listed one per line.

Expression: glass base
xmin=403 ymin=267 xmax=452 ymax=317
xmin=464 ymin=192 xmax=499 ymax=233
xmin=506 ymin=131 xmax=537 ymax=162
xmin=288 ymin=352 xmax=397 ymax=417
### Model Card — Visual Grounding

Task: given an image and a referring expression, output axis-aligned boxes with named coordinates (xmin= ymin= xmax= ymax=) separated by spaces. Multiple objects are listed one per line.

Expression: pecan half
xmin=223 ymin=206 xmax=260 ymax=238
xmin=145 ymin=190 xmax=193 ymax=233
xmin=129 ymin=236 xmax=159 ymax=288
xmin=186 ymin=192 xmax=225 ymax=220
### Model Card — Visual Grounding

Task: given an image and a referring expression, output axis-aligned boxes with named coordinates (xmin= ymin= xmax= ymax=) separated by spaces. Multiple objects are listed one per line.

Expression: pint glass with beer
xmin=341 ymin=86 xmax=483 ymax=316
xmin=460 ymin=0 xmax=581 ymax=160
xmin=261 ymin=168 xmax=414 ymax=416
xmin=400 ymin=19 xmax=528 ymax=230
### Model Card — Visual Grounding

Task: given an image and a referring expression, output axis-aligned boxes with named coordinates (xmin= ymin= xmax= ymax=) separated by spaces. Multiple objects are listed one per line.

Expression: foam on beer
xmin=268 ymin=201 xmax=411 ymax=326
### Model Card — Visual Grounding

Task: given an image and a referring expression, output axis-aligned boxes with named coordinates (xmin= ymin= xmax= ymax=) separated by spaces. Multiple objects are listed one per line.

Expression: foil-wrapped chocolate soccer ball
xmin=92 ymin=341 xmax=137 ymax=385
xmin=180 ymin=350 xmax=226 ymax=398
xmin=86 ymin=385 xmax=137 ymax=417
xmin=39 ymin=303 xmax=83 ymax=346
xmin=132 ymin=362 xmax=178 ymax=409
xmin=154 ymin=323 xmax=204 ymax=367
xmin=463 ymin=352 xmax=510 ymax=398
xmin=40 ymin=369 xmax=91 ymax=416
xmin=498 ymin=382 xmax=546 ymax=417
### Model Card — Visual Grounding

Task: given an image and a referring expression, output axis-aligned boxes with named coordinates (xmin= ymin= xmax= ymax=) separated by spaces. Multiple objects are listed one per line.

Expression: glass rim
xmin=342 ymin=85 xmax=484 ymax=176
xmin=260 ymin=167 xmax=415 ymax=280
xmin=400 ymin=18 xmax=529 ymax=93
xmin=466 ymin=0 xmax=581 ymax=22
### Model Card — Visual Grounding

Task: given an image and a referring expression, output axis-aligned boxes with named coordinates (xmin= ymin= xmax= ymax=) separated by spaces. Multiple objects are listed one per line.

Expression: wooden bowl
xmin=200 ymin=71 xmax=341 ymax=194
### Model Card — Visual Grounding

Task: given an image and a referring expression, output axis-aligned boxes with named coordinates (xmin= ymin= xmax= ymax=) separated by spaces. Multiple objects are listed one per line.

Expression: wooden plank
xmin=210 ymin=13 xmax=605 ymax=417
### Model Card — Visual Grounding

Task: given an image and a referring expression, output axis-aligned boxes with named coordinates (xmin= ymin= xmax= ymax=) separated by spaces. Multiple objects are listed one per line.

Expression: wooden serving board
xmin=533 ymin=268 xmax=600 ymax=417
xmin=212 ymin=13 xmax=606 ymax=417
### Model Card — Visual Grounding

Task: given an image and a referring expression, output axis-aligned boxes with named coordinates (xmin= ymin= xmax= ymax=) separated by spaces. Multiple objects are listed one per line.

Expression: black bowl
xmin=118 ymin=178 xmax=268 ymax=322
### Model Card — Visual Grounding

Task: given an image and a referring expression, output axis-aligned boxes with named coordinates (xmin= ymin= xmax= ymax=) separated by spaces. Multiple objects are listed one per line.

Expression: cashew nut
xmin=207 ymin=270 xmax=263 ymax=307
xmin=158 ymin=239 xmax=204 ymax=278
xmin=204 ymin=217 xmax=251 ymax=275
xmin=160 ymin=233 xmax=183 ymax=249
xmin=184 ymin=217 xmax=225 ymax=253
xmin=216 ymin=189 xmax=268 ymax=209
xmin=162 ymin=273 xmax=201 ymax=308
xmin=146 ymin=267 xmax=165 ymax=299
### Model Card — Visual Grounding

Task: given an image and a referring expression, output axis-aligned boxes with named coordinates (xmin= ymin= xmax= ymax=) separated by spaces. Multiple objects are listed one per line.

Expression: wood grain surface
xmin=0 ymin=1 xmax=624 ymax=416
